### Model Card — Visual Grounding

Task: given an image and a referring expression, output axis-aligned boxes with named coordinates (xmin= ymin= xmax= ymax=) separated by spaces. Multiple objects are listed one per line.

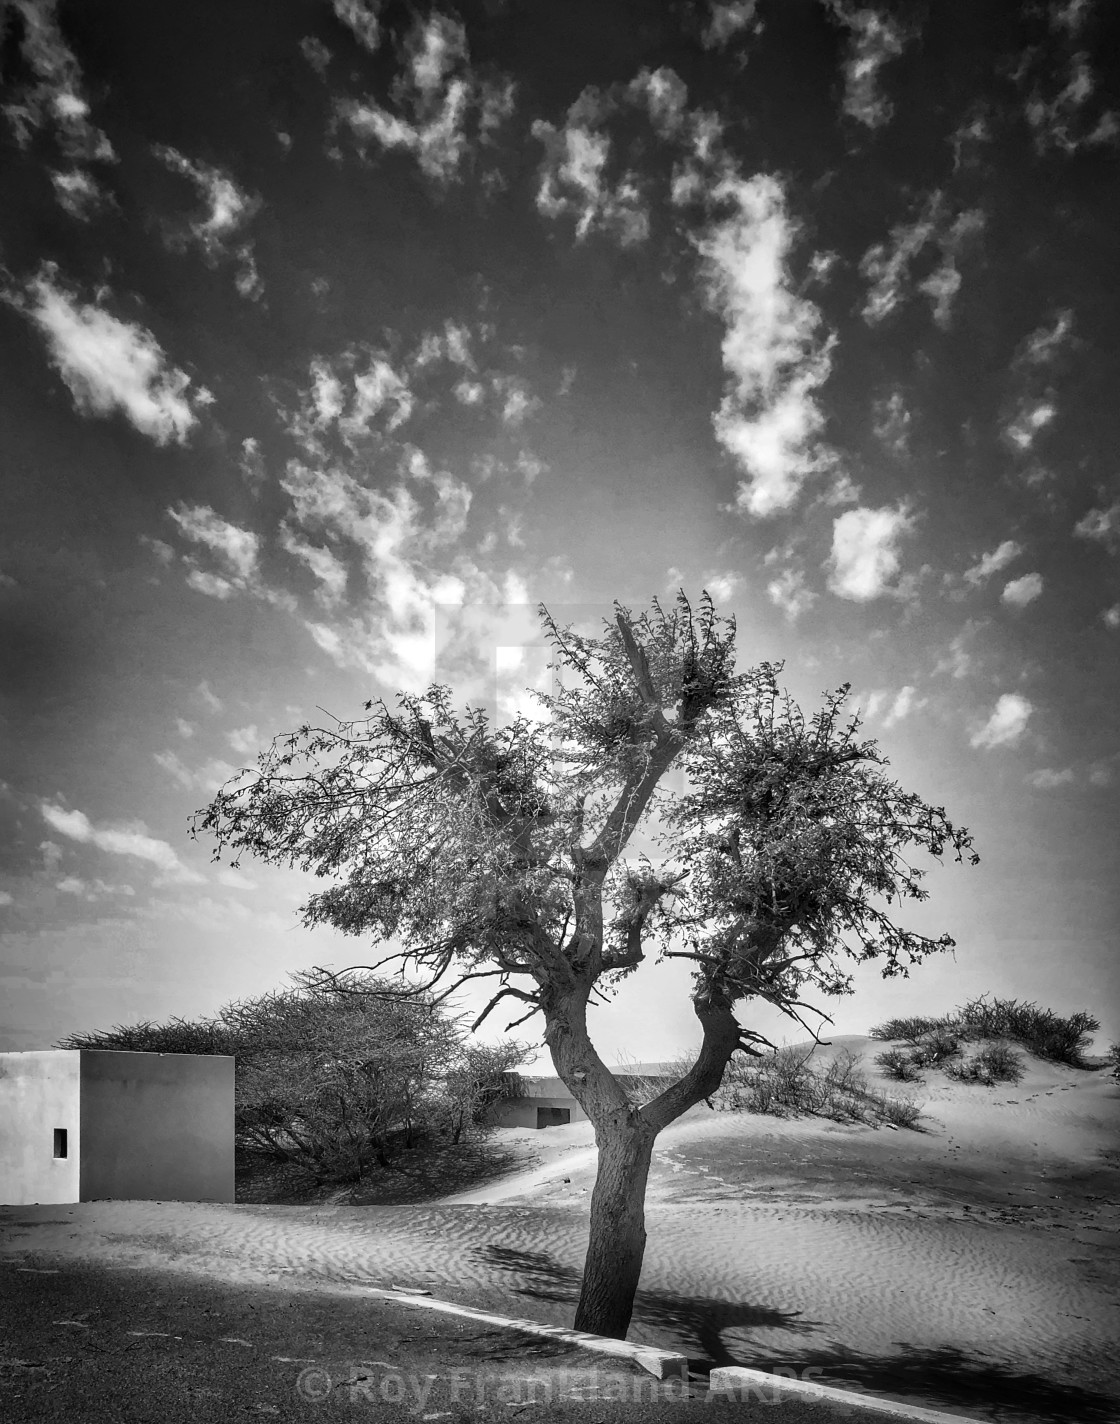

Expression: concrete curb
xmin=709 ymin=1366 xmax=975 ymax=1422
xmin=354 ymin=1287 xmax=688 ymax=1379
xmin=356 ymin=1288 xmax=975 ymax=1418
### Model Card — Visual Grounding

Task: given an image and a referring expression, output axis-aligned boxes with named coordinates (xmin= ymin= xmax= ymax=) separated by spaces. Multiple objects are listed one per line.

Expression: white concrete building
xmin=0 ymin=1049 xmax=235 ymax=1205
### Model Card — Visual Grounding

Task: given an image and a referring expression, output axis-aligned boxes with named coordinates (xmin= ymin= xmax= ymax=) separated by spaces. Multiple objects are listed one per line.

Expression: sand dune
xmin=2 ymin=1037 xmax=1117 ymax=1422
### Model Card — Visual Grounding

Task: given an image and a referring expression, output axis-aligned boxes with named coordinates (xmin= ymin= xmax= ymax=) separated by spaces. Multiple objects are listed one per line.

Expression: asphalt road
xmin=0 ymin=1258 xmax=970 ymax=1424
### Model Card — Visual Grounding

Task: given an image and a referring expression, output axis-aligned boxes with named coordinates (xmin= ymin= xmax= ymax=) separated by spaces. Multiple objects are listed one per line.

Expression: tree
xmin=194 ymin=591 xmax=977 ymax=1337
xmin=60 ymin=971 xmax=529 ymax=1183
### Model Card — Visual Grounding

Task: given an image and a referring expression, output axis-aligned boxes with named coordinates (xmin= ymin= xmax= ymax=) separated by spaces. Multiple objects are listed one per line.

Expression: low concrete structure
xmin=489 ymin=1074 xmax=589 ymax=1130
xmin=489 ymin=1065 xmax=677 ymax=1129
xmin=0 ymin=1049 xmax=234 ymax=1206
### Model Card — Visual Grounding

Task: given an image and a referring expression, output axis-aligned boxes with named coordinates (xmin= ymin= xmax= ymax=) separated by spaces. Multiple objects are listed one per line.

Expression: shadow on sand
xmin=235 ymin=1139 xmax=530 ymax=1206
xmin=781 ymin=1345 xmax=1120 ymax=1424
xmin=476 ymin=1245 xmax=1119 ymax=1424
xmin=475 ymin=1242 xmax=816 ymax=1366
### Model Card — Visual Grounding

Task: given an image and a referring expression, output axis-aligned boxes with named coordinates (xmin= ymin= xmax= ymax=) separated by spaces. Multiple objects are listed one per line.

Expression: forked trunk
xmin=573 ymin=1117 xmax=655 ymax=1338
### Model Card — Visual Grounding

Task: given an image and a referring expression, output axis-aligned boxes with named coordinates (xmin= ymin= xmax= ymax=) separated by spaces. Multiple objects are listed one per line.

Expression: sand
xmin=3 ymin=1038 xmax=1118 ymax=1422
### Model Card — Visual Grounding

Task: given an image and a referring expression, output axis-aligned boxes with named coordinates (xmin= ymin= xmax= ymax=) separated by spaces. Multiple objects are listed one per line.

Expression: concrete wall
xmin=489 ymin=1094 xmax=588 ymax=1129
xmin=0 ymin=1051 xmax=81 ymax=1205
xmin=79 ymin=1051 xmax=235 ymax=1203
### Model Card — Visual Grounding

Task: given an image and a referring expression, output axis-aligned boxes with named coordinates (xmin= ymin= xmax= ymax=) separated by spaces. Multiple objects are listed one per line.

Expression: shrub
xmin=878 ymin=1093 xmax=924 ymax=1129
xmin=956 ymin=996 xmax=1098 ymax=1067
xmin=875 ymin=1047 xmax=923 ymax=1082
xmin=708 ymin=1046 xmax=923 ymax=1129
xmin=871 ymin=996 xmax=1099 ymax=1068
xmin=908 ymin=1026 xmax=962 ymax=1069
xmin=946 ymin=1042 xmax=1024 ymax=1086
xmin=869 ymin=1016 xmax=946 ymax=1044
xmin=1107 ymin=1043 xmax=1120 ymax=1082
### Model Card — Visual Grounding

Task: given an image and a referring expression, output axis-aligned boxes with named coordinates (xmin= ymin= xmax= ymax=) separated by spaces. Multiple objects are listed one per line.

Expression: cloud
xmin=934 ymin=621 xmax=985 ymax=679
xmin=0 ymin=890 xmax=12 ymax=907
xmin=860 ymin=193 xmax=984 ymax=329
xmin=1017 ymin=310 xmax=1075 ymax=368
xmin=154 ymin=750 xmax=238 ymax=793
xmin=168 ymin=504 xmax=260 ymax=584
xmin=950 ymin=109 xmax=992 ymax=171
xmin=1050 ymin=0 xmax=1091 ymax=35
xmin=963 ymin=540 xmax=1022 ymax=586
xmin=154 ymin=146 xmax=258 ymax=254
xmin=701 ymin=2 xmax=760 ymax=49
xmin=1003 ymin=399 xmax=1057 ymax=453
xmin=882 ymin=685 xmax=920 ymax=728
xmin=695 ymin=173 xmax=836 ymax=515
xmin=1026 ymin=766 xmax=1075 ymax=788
xmin=492 ymin=376 xmax=540 ymax=427
xmin=532 ymin=94 xmax=650 ymax=246
xmin=153 ymin=145 xmax=262 ymax=297
xmin=280 ymin=527 xmax=349 ymax=606
xmin=232 ymin=439 xmax=265 ymax=495
xmin=301 ymin=35 xmax=332 ymax=75
xmin=335 ymin=12 xmax=514 ymax=184
xmin=1001 ymin=572 xmax=1043 ymax=608
xmin=2 ymin=0 xmax=116 ymax=167
xmin=227 ymin=725 xmax=260 ymax=755
xmin=970 ymin=693 xmax=1033 ymax=749
xmin=827 ymin=4 xmax=909 ymax=129
xmin=5 ymin=265 xmax=202 ymax=445
xmin=196 ymin=681 xmax=223 ymax=713
xmin=1024 ymin=52 xmax=1118 ymax=156
xmin=872 ymin=389 xmax=911 ymax=455
xmin=330 ymin=0 xmax=382 ymax=52
xmin=703 ymin=572 xmax=742 ymax=603
xmin=766 ymin=564 xmax=817 ymax=621
xmin=999 ymin=314 xmax=1075 ymax=461
xmin=289 ymin=351 xmax=415 ymax=455
xmin=50 ymin=167 xmax=110 ymax=219
xmin=535 ymin=81 xmax=657 ymax=244
xmin=275 ymin=454 xmax=533 ymax=692
xmin=279 ymin=459 xmax=474 ymax=687
xmin=1103 ymin=604 xmax=1120 ymax=630
xmin=40 ymin=801 xmax=201 ymax=883
xmin=1074 ymin=501 xmax=1120 ymax=552
xmin=826 ymin=504 xmax=915 ymax=600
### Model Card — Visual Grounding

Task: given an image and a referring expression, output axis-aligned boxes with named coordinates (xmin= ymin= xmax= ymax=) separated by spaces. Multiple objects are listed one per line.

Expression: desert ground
xmin=2 ymin=1037 xmax=1118 ymax=1423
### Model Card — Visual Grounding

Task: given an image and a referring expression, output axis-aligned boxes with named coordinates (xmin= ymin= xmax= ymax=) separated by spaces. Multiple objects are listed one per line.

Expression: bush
xmin=875 ymin=1047 xmax=923 ymax=1082
xmin=871 ymin=996 xmax=1099 ymax=1068
xmin=869 ymin=1016 xmax=946 ymax=1044
xmin=907 ymin=1026 xmax=961 ymax=1069
xmin=1108 ymin=1044 xmax=1120 ymax=1082
xmin=946 ymin=1042 xmax=1025 ymax=1086
xmin=956 ymin=996 xmax=1098 ymax=1067
xmin=708 ymin=1045 xmax=923 ymax=1129
xmin=878 ymin=1093 xmax=924 ymax=1129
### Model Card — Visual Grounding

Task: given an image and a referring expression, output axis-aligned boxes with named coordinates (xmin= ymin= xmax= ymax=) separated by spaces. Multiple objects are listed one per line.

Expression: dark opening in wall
xmin=53 ymin=1128 xmax=67 ymax=1158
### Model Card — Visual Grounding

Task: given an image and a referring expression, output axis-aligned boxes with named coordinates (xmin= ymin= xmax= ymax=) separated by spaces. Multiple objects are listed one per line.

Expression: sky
xmin=1 ymin=0 xmax=1118 ymax=1069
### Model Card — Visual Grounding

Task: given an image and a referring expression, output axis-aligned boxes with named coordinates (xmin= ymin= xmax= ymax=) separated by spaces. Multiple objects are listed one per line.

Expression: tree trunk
xmin=574 ymin=1115 xmax=655 ymax=1338
xmin=546 ymin=984 xmax=747 ymax=1339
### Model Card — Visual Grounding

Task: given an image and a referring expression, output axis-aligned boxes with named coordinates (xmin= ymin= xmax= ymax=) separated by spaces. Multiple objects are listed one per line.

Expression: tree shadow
xmin=475 ymin=1246 xmax=1120 ymax=1423
xmin=235 ymin=1138 xmax=529 ymax=1205
xmin=777 ymin=1344 xmax=1120 ymax=1424
xmin=474 ymin=1243 xmax=816 ymax=1367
